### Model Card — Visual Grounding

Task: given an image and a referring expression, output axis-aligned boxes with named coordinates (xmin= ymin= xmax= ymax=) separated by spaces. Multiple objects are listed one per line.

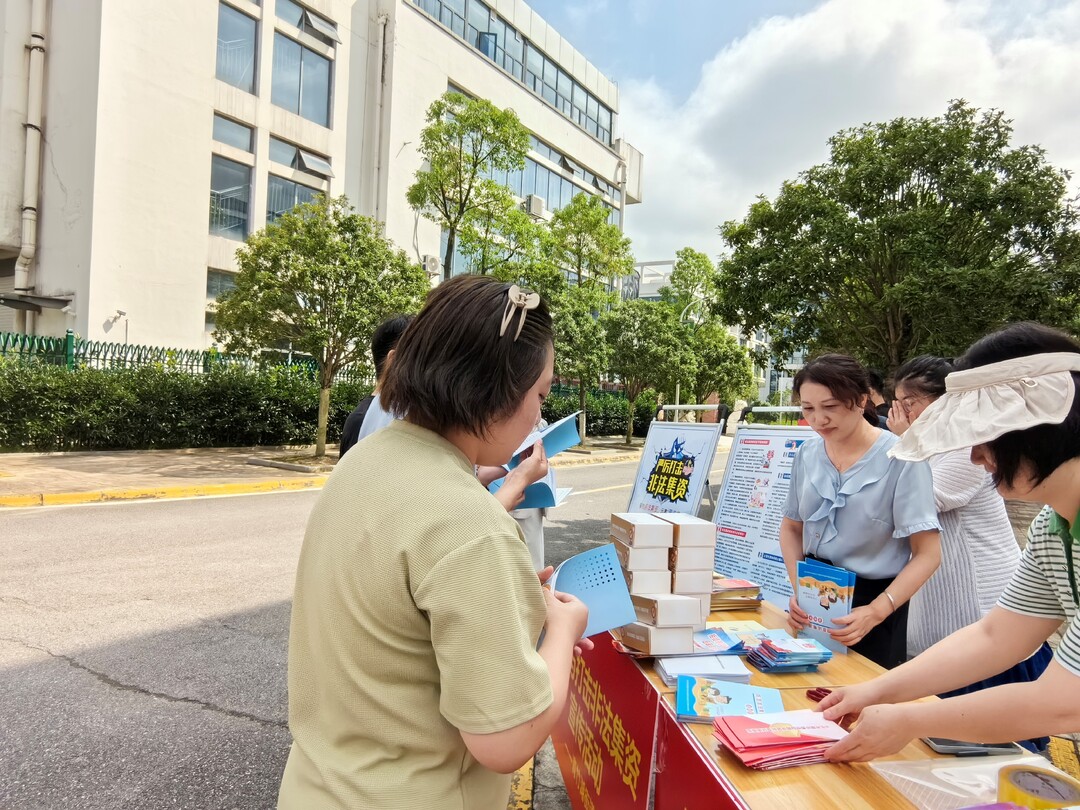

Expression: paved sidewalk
xmin=0 ymin=438 xmax=644 ymax=508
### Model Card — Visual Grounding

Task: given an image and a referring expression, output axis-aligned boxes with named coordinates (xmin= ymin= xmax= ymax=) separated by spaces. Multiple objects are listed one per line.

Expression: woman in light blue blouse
xmin=781 ymin=354 xmax=941 ymax=669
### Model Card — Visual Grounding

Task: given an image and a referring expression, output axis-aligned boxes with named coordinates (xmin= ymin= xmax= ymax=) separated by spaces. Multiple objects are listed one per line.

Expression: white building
xmin=0 ymin=0 xmax=642 ymax=347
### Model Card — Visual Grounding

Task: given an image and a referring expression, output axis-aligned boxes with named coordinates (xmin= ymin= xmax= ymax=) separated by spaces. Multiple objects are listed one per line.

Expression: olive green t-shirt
xmin=278 ymin=421 xmax=552 ymax=810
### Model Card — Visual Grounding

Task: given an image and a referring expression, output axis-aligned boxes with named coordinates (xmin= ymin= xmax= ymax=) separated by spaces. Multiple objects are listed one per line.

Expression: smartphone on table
xmin=922 ymin=737 xmax=1023 ymax=756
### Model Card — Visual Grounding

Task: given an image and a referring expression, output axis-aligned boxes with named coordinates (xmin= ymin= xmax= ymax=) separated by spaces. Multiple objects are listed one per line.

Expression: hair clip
xmin=499 ymin=284 xmax=541 ymax=341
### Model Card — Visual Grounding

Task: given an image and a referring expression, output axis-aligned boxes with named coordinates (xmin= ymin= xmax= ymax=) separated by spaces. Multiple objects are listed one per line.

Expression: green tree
xmin=553 ymin=283 xmax=612 ymax=441
xmin=543 ymin=193 xmax=634 ymax=438
xmin=406 ymin=91 xmax=531 ymax=280
xmin=546 ymin=193 xmax=635 ymax=286
xmin=688 ymin=321 xmax=756 ymax=407
xmin=213 ymin=196 xmax=429 ymax=456
xmin=660 ymin=246 xmax=718 ymax=316
xmin=603 ymin=300 xmax=697 ymax=444
xmin=714 ymin=100 xmax=1080 ymax=370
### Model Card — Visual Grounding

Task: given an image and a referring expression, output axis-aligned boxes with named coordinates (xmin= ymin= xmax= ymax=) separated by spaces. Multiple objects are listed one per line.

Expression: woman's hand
xmin=542 ymin=588 xmax=591 ymax=655
xmin=816 ymin=680 xmax=885 ymax=725
xmin=538 ymin=567 xmax=593 ymax=656
xmin=493 ymin=442 xmax=549 ymax=510
xmin=828 ymin=604 xmax=888 ymax=647
xmin=887 ymin=402 xmax=911 ymax=435
xmin=824 ymin=703 xmax=916 ymax=762
xmin=787 ymin=595 xmax=811 ymax=633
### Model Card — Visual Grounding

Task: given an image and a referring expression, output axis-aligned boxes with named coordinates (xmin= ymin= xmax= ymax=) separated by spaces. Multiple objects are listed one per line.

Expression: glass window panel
xmin=477 ymin=31 xmax=497 ymax=60
xmin=467 ymin=0 xmax=489 ymax=32
xmin=548 ymin=171 xmax=561 ymax=209
xmin=505 ymin=28 xmax=523 ymax=63
xmin=508 ymin=167 xmax=524 ymax=197
xmin=269 ymin=136 xmax=297 ymax=166
xmin=557 ymin=69 xmax=571 ymax=99
xmin=525 ymin=43 xmax=543 ymax=75
xmin=276 ymin=0 xmax=304 ymax=26
xmin=206 ymin=269 xmax=237 ymax=301
xmin=299 ymin=46 xmax=330 ymax=126
xmin=541 ymin=82 xmax=557 ymax=106
xmin=216 ymin=3 xmax=257 ymax=93
xmin=542 ymin=56 xmax=558 ymax=89
xmin=572 ymin=82 xmax=586 ymax=111
xmin=209 ymin=155 xmax=250 ymax=239
xmin=212 ymin=115 xmax=253 ymax=152
xmin=271 ymin=33 xmax=302 ymax=114
xmin=302 ymin=11 xmax=340 ymax=44
xmin=524 ymin=159 xmax=537 ymax=197
xmin=266 ymin=174 xmax=320 ymax=223
xmin=444 ymin=0 xmax=465 ymax=17
xmin=297 ymin=149 xmax=334 ymax=177
xmin=587 ymin=95 xmax=599 ymax=118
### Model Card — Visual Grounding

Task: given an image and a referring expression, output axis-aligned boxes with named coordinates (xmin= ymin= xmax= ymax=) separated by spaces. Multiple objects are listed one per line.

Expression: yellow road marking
xmin=507 ymin=756 xmax=533 ymax=809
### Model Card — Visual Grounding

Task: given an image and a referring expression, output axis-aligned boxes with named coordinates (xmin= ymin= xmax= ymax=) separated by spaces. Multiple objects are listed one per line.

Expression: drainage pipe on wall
xmin=14 ymin=0 xmax=47 ymax=334
xmin=373 ymin=13 xmax=389 ymax=223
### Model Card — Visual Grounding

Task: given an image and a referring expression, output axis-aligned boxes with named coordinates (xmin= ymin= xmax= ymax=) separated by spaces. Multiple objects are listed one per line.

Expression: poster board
xmin=710 ymin=424 xmax=815 ymax=608
xmin=627 ymin=422 xmax=721 ymax=516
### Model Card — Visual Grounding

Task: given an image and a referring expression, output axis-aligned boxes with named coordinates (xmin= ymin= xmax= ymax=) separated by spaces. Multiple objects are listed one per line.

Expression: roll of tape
xmin=998 ymin=764 xmax=1080 ymax=809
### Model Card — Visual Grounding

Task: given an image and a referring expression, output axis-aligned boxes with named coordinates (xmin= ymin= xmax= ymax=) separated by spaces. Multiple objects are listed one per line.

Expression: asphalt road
xmin=0 ymin=456 xmax=728 ymax=810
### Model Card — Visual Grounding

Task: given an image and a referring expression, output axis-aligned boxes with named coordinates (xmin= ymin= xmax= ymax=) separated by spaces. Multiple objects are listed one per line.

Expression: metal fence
xmin=0 ymin=330 xmax=372 ymax=385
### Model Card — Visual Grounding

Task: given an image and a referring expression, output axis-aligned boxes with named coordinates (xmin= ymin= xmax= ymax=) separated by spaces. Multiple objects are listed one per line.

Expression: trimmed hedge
xmin=540 ymin=388 xmax=657 ymax=438
xmin=0 ymin=360 xmax=372 ymax=451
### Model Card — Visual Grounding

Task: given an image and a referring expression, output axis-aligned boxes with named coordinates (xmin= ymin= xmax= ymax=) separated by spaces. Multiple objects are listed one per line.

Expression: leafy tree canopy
xmin=214 ymin=195 xmax=428 ymax=455
xmin=603 ymin=299 xmax=697 ymax=443
xmin=406 ymin=91 xmax=531 ymax=280
xmin=546 ymin=193 xmax=635 ymax=287
xmin=714 ymin=100 xmax=1080 ymax=370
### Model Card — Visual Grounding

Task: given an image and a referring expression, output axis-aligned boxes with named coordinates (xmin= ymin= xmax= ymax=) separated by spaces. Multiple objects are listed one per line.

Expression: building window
xmin=267 ymin=174 xmax=319 ymax=223
xmin=413 ymin=0 xmax=614 ymax=145
xmin=271 ymin=32 xmax=331 ymax=127
xmin=212 ymin=114 xmax=253 ymax=152
xmin=276 ymin=0 xmax=340 ymax=44
xmin=206 ymin=269 xmax=237 ymax=301
xmin=268 ymin=136 xmax=334 ymax=178
xmin=216 ymin=3 xmax=257 ymax=93
xmin=209 ymin=155 xmax=251 ymax=240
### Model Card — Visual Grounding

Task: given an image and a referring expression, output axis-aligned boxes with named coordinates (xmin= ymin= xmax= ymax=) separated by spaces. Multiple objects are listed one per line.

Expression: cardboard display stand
xmin=710 ymin=424 xmax=815 ymax=609
xmin=627 ymin=422 xmax=721 ymax=517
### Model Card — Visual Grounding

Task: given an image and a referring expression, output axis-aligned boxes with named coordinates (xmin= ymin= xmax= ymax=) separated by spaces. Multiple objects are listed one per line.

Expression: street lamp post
xmin=673 ymin=298 xmax=705 ymax=421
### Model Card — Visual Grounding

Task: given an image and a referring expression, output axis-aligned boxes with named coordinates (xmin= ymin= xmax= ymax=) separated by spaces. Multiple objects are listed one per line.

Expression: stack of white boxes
xmin=656 ymin=513 xmax=719 ymax=627
xmin=609 ymin=512 xmax=702 ymax=656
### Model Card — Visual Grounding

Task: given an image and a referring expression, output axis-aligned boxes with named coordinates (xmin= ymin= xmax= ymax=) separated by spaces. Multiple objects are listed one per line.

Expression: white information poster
xmin=711 ymin=424 xmax=815 ymax=608
xmin=627 ymin=422 xmax=721 ymax=516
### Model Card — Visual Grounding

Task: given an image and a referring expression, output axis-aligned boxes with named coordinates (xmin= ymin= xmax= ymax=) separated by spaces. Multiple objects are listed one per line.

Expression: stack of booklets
xmin=702 ymin=621 xmax=794 ymax=656
xmin=745 ymin=634 xmax=833 ymax=672
xmin=711 ymin=575 xmax=763 ymax=611
xmin=713 ymin=710 xmax=848 ymax=769
xmin=675 ymin=677 xmax=783 ymax=723
xmin=655 ymin=654 xmax=752 ymax=687
xmin=796 ymin=558 xmax=856 ymax=655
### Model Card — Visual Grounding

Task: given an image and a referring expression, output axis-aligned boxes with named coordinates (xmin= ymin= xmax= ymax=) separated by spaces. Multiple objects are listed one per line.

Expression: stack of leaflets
xmin=796 ymin=558 xmax=856 ymax=655
xmin=701 ymin=621 xmax=794 ymax=656
xmin=711 ymin=575 xmax=763 ymax=611
xmin=745 ymin=634 xmax=833 ymax=673
xmin=713 ymin=709 xmax=848 ymax=769
xmin=675 ymin=677 xmax=783 ymax=723
xmin=655 ymin=655 xmax=752 ymax=688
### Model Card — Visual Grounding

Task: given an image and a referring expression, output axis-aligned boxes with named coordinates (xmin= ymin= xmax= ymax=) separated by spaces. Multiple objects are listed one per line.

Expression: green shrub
xmin=0 ymin=358 xmax=372 ymax=451
xmin=633 ymin=388 xmax=659 ymax=437
xmin=541 ymin=390 xmax=631 ymax=437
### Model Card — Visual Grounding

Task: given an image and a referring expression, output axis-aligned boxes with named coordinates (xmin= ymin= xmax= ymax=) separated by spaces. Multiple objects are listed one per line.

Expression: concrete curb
xmin=0 ymin=449 xmax=643 ymax=508
xmin=0 ymin=477 xmax=328 ymax=509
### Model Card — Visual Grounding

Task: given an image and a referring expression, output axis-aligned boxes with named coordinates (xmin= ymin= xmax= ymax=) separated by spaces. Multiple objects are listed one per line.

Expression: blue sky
xmin=527 ymin=0 xmax=1080 ymax=262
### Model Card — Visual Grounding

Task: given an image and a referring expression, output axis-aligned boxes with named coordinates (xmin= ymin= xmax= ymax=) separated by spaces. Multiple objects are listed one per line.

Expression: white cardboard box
xmin=610 ymin=512 xmax=674 ymax=548
xmin=614 ymin=539 xmax=670 ymax=571
xmin=668 ymin=545 xmax=716 ymax=571
xmin=622 ymin=568 xmax=672 ymax=595
xmin=654 ymin=512 xmax=716 ymax=547
xmin=631 ymin=593 xmax=703 ymax=627
xmin=616 ymin=621 xmax=694 ymax=656
xmin=694 ymin=593 xmax=712 ymax=622
xmin=672 ymin=569 xmax=714 ymax=595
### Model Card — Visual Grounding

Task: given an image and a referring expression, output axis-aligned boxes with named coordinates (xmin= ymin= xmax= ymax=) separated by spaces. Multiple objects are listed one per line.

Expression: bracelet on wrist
xmin=883 ymin=590 xmax=897 ymax=613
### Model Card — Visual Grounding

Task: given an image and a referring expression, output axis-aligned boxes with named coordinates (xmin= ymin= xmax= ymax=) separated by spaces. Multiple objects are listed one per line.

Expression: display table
xmin=551 ymin=603 xmax=940 ymax=810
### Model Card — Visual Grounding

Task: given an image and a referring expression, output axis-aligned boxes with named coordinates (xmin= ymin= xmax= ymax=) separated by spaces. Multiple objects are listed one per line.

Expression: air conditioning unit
xmin=524 ymin=194 xmax=545 ymax=218
xmin=421 ymin=254 xmax=441 ymax=277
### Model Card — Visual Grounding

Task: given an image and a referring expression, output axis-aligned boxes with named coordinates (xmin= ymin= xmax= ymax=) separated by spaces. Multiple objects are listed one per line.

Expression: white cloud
xmin=621 ymin=0 xmax=1080 ymax=263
